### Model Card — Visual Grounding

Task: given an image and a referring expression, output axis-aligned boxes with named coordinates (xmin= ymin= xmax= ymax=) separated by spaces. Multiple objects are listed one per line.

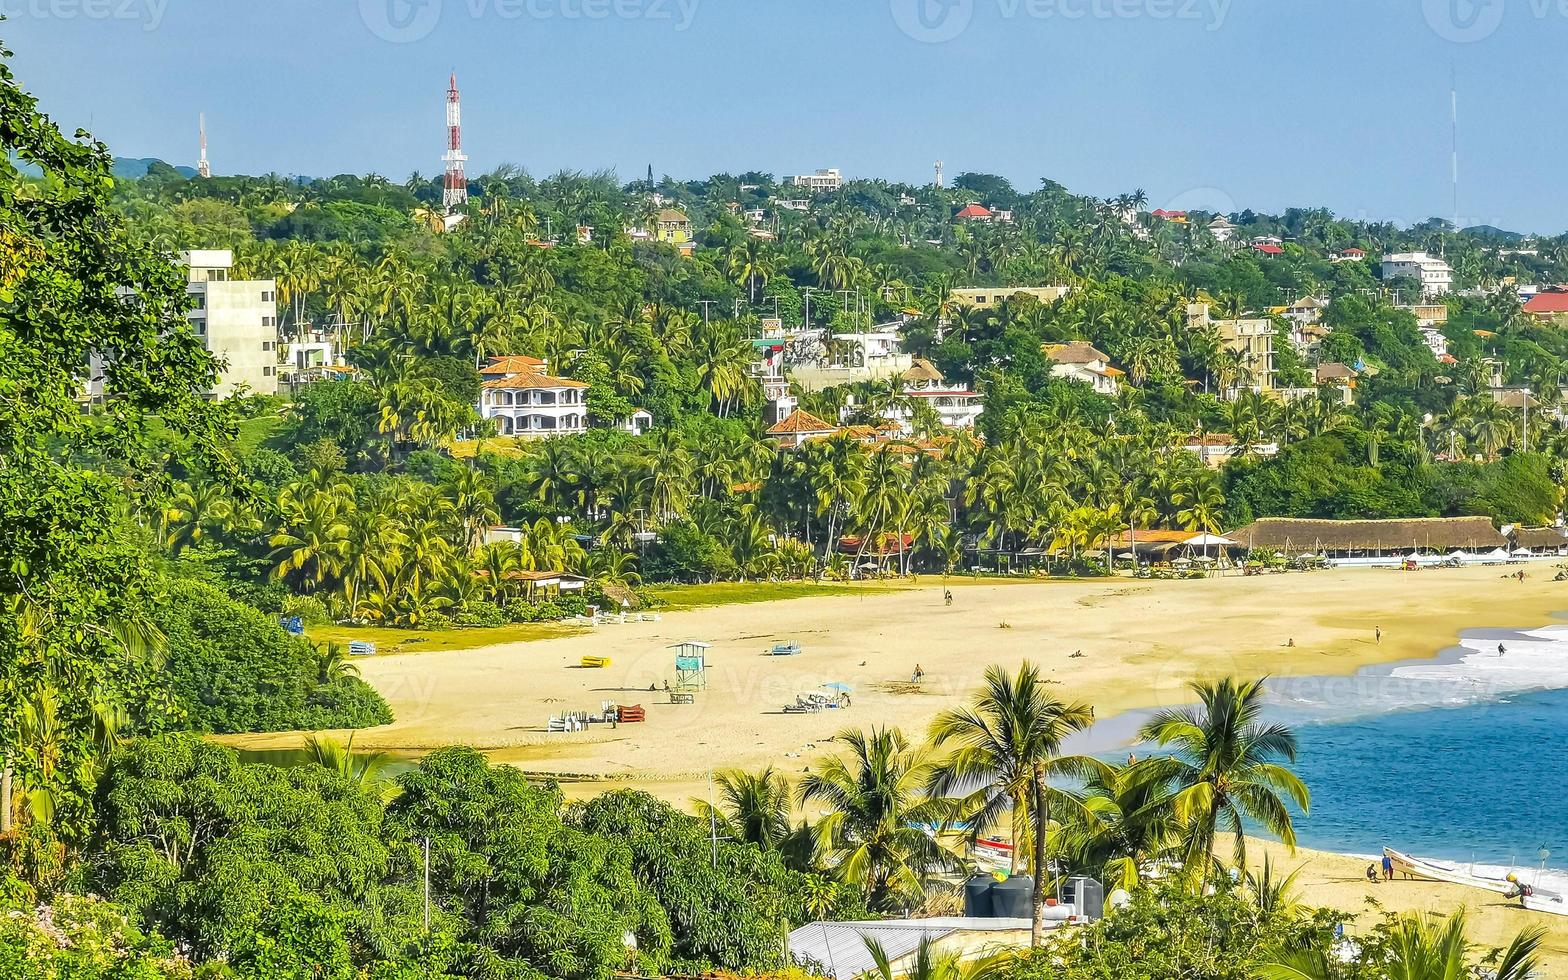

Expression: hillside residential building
xmin=788 ymin=169 xmax=844 ymax=193
xmin=1524 ymin=290 xmax=1568 ymax=320
xmin=1042 ymin=342 xmax=1123 ymax=395
xmin=478 ymin=355 xmax=590 ymax=437
xmin=1381 ymin=252 xmax=1454 ymax=297
xmin=1188 ymin=302 xmax=1277 ymax=394
xmin=1208 ymin=216 xmax=1237 ymax=242
xmin=955 ymin=203 xmax=1014 ymax=223
xmin=951 ymin=285 xmax=1072 ymax=310
xmin=897 ymin=358 xmax=984 ymax=431
xmin=1334 ymin=247 xmax=1367 ymax=262
xmin=181 ymin=249 xmax=280 ymax=397
xmin=766 ymin=407 xmax=840 ymax=449
xmin=1185 ymin=434 xmax=1279 ymax=468
xmin=654 ymin=209 xmax=693 ymax=246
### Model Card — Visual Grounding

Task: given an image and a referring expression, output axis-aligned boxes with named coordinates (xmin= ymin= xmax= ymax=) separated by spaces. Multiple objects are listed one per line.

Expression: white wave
xmin=1390 ymin=626 xmax=1568 ymax=699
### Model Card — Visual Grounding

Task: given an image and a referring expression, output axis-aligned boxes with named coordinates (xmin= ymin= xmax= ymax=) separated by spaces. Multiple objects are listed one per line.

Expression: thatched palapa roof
xmin=1229 ymin=517 xmax=1506 ymax=552
xmin=1510 ymin=527 xmax=1568 ymax=549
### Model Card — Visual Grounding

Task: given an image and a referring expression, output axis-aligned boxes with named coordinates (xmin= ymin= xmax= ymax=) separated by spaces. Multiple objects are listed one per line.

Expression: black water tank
xmin=991 ymin=875 xmax=1034 ymax=918
xmin=963 ymin=874 xmax=996 ymax=918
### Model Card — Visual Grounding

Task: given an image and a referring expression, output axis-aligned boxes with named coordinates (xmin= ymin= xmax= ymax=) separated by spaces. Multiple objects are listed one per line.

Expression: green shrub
xmin=157 ymin=579 xmax=391 ymax=734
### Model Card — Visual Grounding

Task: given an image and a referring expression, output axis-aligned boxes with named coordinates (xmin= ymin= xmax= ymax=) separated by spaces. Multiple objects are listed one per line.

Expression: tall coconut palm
xmin=693 ymin=767 xmax=816 ymax=869
xmin=798 ymin=727 xmax=962 ymax=910
xmin=929 ymin=663 xmax=1103 ymax=945
xmin=1136 ymin=677 xmax=1309 ymax=880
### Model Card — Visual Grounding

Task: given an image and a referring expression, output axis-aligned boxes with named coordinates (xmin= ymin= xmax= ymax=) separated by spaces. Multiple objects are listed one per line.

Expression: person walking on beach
xmin=1382 ymin=854 xmax=1394 ymax=881
xmin=1375 ymin=626 xmax=1382 ymax=645
xmin=944 ymin=589 xmax=953 ymax=607
xmin=1499 ymin=642 xmax=1507 ymax=657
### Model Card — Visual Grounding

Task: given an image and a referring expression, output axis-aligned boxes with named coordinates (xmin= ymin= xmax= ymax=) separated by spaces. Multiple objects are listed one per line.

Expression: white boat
xmin=1383 ymin=848 xmax=1568 ymax=917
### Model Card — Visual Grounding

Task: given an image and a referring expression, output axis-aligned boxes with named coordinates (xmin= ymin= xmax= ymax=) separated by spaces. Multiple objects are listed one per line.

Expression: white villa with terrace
xmin=899 ymin=359 xmax=984 ymax=430
xmin=479 ymin=355 xmax=590 ymax=437
xmin=1042 ymin=342 xmax=1123 ymax=395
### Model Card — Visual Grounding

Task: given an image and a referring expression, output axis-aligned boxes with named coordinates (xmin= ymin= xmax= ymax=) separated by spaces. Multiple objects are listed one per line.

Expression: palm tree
xmin=162 ymin=481 xmax=233 ymax=555
xmin=1255 ymin=909 xmax=1543 ymax=980
xmin=311 ymin=640 xmax=360 ymax=684
xmin=860 ymin=935 xmax=1005 ymax=980
xmin=798 ymin=727 xmax=962 ymax=910
xmin=1136 ymin=678 xmax=1310 ymax=880
xmin=305 ymin=732 xmax=394 ymax=798
xmin=929 ymin=663 xmax=1103 ymax=945
xmin=693 ymin=767 xmax=816 ymax=868
xmin=1059 ymin=762 xmax=1184 ymax=896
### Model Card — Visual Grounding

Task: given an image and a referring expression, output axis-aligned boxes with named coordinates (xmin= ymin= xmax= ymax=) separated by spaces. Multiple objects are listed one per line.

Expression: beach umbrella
xmin=1116 ymin=552 xmax=1136 ymax=560
xmin=821 ymin=682 xmax=853 ymax=694
xmin=1193 ymin=555 xmax=1216 ymax=563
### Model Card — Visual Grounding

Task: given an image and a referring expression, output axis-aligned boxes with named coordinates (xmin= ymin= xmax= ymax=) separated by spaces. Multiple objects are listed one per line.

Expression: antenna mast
xmin=198 ymin=113 xmax=211 ymax=179
xmin=443 ymin=73 xmax=469 ymax=213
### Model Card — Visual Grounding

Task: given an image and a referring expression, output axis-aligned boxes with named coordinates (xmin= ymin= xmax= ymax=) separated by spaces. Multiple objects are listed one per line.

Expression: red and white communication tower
xmin=442 ymin=73 xmax=468 ymax=213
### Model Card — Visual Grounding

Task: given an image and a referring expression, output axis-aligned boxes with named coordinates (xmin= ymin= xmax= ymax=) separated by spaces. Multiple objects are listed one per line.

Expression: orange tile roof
xmin=481 ymin=373 xmax=588 ymax=390
xmin=766 ymin=409 xmax=839 ymax=436
xmin=483 ymin=355 xmax=547 ymax=374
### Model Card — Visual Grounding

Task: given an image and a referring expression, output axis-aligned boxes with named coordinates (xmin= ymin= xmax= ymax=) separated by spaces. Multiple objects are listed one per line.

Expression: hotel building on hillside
xmin=1381 ymin=252 xmax=1454 ymax=297
xmin=182 ymin=249 xmax=280 ymax=397
xmin=478 ymin=355 xmax=590 ymax=437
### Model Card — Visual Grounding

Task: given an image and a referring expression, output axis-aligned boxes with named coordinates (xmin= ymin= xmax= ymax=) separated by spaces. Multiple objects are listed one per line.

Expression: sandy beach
xmin=1246 ymin=839 xmax=1568 ymax=975
xmin=230 ymin=564 xmax=1567 ymax=794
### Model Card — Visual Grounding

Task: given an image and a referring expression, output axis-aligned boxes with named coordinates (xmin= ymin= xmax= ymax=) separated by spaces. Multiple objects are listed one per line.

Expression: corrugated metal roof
xmin=787 ymin=918 xmax=1030 ymax=980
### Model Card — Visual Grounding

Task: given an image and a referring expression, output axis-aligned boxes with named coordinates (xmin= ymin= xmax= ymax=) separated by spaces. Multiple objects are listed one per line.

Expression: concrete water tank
xmin=991 ymin=874 xmax=1034 ymax=918
xmin=963 ymin=874 xmax=996 ymax=918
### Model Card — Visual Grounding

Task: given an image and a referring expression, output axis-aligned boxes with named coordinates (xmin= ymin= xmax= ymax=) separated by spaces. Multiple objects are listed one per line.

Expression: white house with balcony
xmin=1382 ymin=252 xmax=1454 ymax=297
xmin=479 ymin=355 xmax=590 ymax=437
xmin=898 ymin=359 xmax=984 ymax=431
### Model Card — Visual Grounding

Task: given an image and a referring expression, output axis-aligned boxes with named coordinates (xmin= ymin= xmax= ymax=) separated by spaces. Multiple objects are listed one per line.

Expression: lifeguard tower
xmin=670 ymin=641 xmax=711 ymax=692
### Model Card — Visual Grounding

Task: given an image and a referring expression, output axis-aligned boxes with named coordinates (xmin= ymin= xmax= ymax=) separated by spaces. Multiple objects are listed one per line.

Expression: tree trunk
xmin=1 ymin=759 xmax=11 ymax=834
xmin=1031 ymin=770 xmax=1048 ymax=947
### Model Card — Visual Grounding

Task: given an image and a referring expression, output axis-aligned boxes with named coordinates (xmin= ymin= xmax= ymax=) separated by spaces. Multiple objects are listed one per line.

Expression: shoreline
xmin=216 ymin=568 xmax=1568 ymax=973
xmin=220 ymin=563 xmax=1568 ymax=797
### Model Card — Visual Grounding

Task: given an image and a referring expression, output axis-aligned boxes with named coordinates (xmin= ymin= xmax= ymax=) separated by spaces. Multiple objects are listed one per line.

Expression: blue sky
xmin=8 ymin=0 xmax=1568 ymax=232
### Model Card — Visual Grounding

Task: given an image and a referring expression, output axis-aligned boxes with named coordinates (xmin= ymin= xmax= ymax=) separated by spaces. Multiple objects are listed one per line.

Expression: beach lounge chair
xmin=769 ymin=643 xmax=802 ymax=657
xmin=580 ymin=656 xmax=612 ymax=669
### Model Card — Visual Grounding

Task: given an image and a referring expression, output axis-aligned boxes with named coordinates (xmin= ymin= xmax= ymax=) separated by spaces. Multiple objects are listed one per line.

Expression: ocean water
xmin=1069 ymin=625 xmax=1568 ymax=876
xmin=1267 ymin=625 xmax=1568 ymax=868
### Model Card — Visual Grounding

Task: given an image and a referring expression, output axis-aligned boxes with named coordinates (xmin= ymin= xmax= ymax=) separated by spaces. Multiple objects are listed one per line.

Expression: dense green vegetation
xmin=3 ymin=29 xmax=1562 ymax=980
xmin=110 ymin=117 xmax=1568 ymax=629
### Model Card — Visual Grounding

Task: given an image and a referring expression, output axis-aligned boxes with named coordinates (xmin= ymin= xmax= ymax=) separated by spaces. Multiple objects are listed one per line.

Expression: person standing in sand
xmin=1375 ymin=626 xmax=1382 ymax=645
xmin=1382 ymin=853 xmax=1394 ymax=881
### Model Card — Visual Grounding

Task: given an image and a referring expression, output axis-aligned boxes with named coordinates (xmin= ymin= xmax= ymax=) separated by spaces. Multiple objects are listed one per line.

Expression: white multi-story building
xmin=181 ymin=249 xmax=279 ymax=397
xmin=897 ymin=359 xmax=983 ymax=431
xmin=788 ymin=168 xmax=844 ymax=193
xmin=478 ymin=355 xmax=589 ymax=437
xmin=1381 ymin=252 xmax=1454 ymax=297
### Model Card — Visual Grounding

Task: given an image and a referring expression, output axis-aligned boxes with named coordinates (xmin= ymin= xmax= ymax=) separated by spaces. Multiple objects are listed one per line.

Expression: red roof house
xmin=1252 ymin=243 xmax=1285 ymax=256
xmin=1524 ymin=291 xmax=1568 ymax=318
xmin=955 ymin=204 xmax=993 ymax=220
